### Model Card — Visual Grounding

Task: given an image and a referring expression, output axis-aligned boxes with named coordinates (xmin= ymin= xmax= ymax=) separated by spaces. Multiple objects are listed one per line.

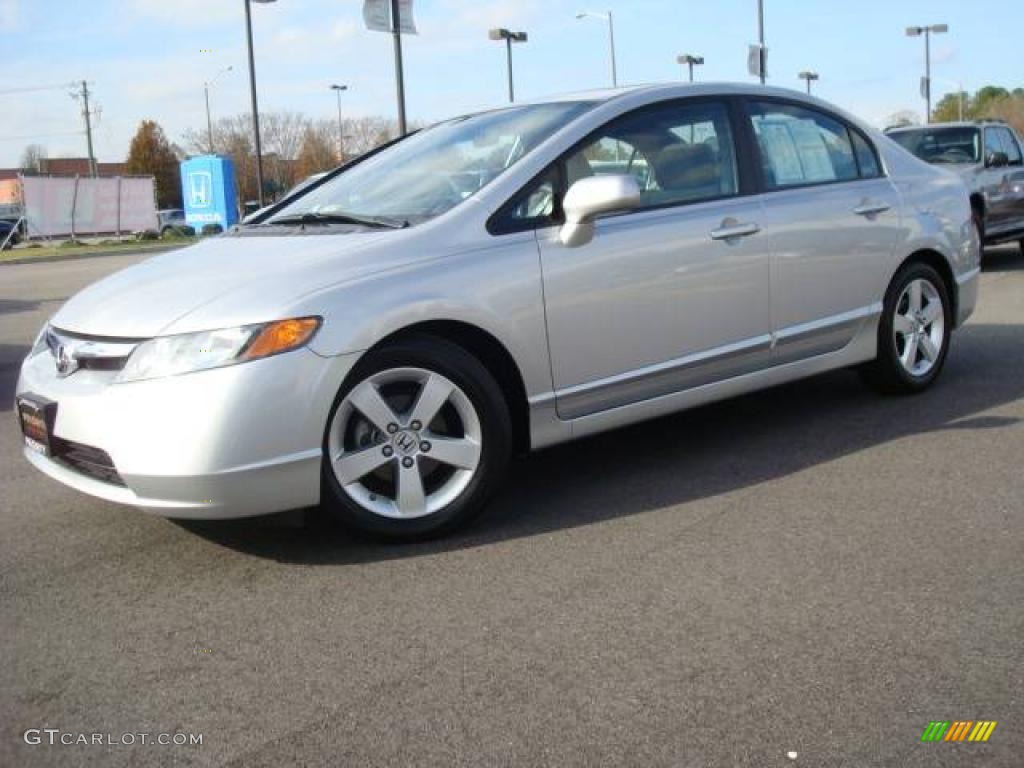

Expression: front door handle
xmin=709 ymin=222 xmax=761 ymax=241
xmin=853 ymin=201 xmax=891 ymax=217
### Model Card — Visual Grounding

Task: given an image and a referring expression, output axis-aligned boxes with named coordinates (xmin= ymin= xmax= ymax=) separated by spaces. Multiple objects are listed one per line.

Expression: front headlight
xmin=116 ymin=316 xmax=321 ymax=383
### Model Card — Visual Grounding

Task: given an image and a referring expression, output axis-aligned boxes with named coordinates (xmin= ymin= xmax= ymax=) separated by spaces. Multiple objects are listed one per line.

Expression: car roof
xmin=521 ymin=81 xmax=835 ymax=106
xmin=887 ymin=122 xmax=993 ymax=133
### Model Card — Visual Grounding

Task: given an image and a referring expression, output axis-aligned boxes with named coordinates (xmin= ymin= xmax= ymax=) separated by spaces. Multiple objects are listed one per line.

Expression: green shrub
xmin=201 ymin=223 xmax=224 ymax=237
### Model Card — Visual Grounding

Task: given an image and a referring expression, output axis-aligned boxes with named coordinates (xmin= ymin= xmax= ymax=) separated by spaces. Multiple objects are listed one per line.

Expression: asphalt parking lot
xmin=2 ymin=247 xmax=1022 ymax=767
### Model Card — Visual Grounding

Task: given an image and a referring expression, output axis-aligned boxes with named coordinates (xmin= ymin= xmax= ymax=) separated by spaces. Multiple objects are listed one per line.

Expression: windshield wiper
xmin=266 ymin=212 xmax=409 ymax=229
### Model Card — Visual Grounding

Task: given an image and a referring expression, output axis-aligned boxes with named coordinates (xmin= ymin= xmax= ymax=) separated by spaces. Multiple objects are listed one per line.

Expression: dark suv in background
xmin=887 ymin=120 xmax=1024 ymax=254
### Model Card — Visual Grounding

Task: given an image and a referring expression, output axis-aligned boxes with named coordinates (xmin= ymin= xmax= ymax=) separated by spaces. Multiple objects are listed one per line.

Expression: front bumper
xmin=15 ymin=346 xmax=358 ymax=519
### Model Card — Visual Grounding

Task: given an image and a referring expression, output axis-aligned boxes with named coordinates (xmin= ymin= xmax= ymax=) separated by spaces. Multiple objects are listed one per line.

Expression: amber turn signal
xmin=241 ymin=317 xmax=321 ymax=361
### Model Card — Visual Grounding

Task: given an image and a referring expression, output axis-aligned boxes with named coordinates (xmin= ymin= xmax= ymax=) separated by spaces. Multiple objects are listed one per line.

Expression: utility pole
xmin=391 ymin=0 xmax=407 ymax=135
xmin=80 ymin=80 xmax=97 ymax=177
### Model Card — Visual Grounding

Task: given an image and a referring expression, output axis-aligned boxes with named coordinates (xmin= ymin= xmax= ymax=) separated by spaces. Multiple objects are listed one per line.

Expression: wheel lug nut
xmin=420 ymin=441 xmax=431 ymax=453
xmin=411 ymin=420 xmax=422 ymax=431
xmin=402 ymin=457 xmax=415 ymax=468
xmin=386 ymin=423 xmax=398 ymax=434
xmin=382 ymin=446 xmax=394 ymax=457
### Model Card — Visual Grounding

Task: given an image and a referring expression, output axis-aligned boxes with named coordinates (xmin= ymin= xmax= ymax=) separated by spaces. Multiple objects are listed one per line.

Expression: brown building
xmin=0 ymin=158 xmax=129 ymax=179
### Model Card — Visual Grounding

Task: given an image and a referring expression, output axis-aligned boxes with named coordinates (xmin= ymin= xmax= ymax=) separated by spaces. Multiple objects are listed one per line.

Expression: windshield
xmin=889 ymin=126 xmax=981 ymax=164
xmin=267 ymin=101 xmax=594 ymax=226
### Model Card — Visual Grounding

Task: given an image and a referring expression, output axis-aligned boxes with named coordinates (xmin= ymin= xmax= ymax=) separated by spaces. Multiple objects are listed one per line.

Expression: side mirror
xmin=986 ymin=151 xmax=1009 ymax=168
xmin=560 ymin=174 xmax=641 ymax=247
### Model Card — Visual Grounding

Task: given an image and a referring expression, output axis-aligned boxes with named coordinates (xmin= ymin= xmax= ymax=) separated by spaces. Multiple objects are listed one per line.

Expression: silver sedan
xmin=15 ymin=83 xmax=980 ymax=539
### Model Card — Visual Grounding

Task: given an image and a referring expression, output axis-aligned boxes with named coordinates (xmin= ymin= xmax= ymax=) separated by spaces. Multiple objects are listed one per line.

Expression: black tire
xmin=321 ymin=334 xmax=512 ymax=540
xmin=862 ymin=262 xmax=952 ymax=394
xmin=973 ymin=212 xmax=985 ymax=261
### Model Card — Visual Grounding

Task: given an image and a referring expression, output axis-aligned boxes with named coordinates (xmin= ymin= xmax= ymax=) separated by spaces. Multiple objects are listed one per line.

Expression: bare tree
xmin=20 ymin=144 xmax=47 ymax=172
xmin=180 ymin=112 xmax=409 ymax=204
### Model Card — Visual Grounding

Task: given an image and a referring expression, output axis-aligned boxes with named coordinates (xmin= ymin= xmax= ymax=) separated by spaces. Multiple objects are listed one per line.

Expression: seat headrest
xmin=654 ymin=143 xmax=718 ymax=190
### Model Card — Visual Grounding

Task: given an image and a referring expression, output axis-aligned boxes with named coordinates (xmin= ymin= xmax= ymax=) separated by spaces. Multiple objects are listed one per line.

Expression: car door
xmin=743 ymin=99 xmax=901 ymax=364
xmin=984 ymin=126 xmax=1024 ymax=234
xmin=528 ymin=98 xmax=771 ymax=419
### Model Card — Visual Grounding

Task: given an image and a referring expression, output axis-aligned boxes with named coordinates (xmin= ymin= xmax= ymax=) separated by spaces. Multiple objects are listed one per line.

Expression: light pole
xmin=677 ymin=54 xmax=704 ymax=83
xmin=798 ymin=70 xmax=819 ymax=94
xmin=488 ymin=28 xmax=528 ymax=103
xmin=204 ymin=65 xmax=234 ymax=154
xmin=329 ymin=84 xmax=348 ymax=161
xmin=244 ymin=0 xmax=276 ymax=207
xmin=906 ymin=23 xmax=948 ymax=124
xmin=756 ymin=0 xmax=766 ymax=85
xmin=576 ymin=11 xmax=617 ymax=87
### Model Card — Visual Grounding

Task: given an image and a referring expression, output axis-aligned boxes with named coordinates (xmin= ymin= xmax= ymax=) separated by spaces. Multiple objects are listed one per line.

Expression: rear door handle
xmin=853 ymin=202 xmax=891 ymax=217
xmin=709 ymin=222 xmax=761 ymax=241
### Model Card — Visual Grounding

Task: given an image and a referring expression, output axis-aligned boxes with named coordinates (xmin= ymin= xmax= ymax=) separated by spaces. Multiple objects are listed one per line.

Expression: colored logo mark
xmin=189 ymin=172 xmax=213 ymax=208
xmin=921 ymin=721 xmax=997 ymax=743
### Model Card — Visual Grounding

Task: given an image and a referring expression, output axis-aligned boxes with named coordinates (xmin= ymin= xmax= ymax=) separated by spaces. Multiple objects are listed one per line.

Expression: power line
xmin=0 ymin=131 xmax=85 ymax=142
xmin=0 ymin=82 xmax=82 ymax=96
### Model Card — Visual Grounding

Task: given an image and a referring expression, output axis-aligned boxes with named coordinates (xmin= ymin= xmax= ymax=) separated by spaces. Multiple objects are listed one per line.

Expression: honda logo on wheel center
xmin=392 ymin=430 xmax=419 ymax=455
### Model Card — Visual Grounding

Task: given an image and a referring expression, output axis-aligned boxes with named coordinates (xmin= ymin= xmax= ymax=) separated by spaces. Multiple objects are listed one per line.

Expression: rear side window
xmin=749 ymin=101 xmax=862 ymax=189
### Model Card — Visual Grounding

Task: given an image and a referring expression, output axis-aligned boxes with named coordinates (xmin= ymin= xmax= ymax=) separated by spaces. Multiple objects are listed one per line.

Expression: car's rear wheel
xmin=862 ymin=262 xmax=951 ymax=394
xmin=321 ymin=335 xmax=511 ymax=539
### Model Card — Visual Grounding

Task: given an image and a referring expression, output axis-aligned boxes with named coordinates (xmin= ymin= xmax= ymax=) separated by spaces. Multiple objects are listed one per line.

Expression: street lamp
xmin=204 ymin=65 xmax=234 ymax=154
xmin=798 ymin=70 xmax=819 ymax=94
xmin=244 ymin=0 xmax=276 ymax=207
xmin=677 ymin=54 xmax=704 ymax=83
xmin=576 ymin=11 xmax=617 ymax=87
xmin=329 ymin=84 xmax=348 ymax=161
xmin=906 ymin=23 xmax=948 ymax=123
xmin=488 ymin=28 xmax=528 ymax=103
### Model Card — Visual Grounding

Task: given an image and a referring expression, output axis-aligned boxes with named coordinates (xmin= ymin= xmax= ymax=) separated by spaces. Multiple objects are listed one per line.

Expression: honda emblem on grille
xmin=54 ymin=344 xmax=78 ymax=377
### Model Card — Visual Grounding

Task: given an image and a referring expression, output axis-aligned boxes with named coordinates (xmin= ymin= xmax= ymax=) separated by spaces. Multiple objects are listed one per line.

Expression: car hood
xmin=51 ymin=230 xmax=412 ymax=337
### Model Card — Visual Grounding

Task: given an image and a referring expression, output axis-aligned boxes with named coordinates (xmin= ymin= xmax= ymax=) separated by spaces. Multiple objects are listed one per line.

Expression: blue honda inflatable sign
xmin=180 ymin=155 xmax=238 ymax=230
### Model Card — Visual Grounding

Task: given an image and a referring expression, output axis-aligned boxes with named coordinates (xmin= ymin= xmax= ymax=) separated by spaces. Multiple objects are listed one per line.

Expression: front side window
xmin=984 ymin=128 xmax=1004 ymax=162
xmin=266 ymin=101 xmax=594 ymax=226
xmin=996 ymin=127 xmax=1023 ymax=166
xmin=749 ymin=101 xmax=859 ymax=188
xmin=563 ymin=100 xmax=739 ymax=210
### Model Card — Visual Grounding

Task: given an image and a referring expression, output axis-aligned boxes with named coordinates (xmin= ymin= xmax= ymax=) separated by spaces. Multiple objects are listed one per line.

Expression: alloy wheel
xmin=327 ymin=367 xmax=483 ymax=519
xmin=893 ymin=277 xmax=945 ymax=377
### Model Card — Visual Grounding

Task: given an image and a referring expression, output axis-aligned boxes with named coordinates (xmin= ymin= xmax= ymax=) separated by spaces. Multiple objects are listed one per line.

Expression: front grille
xmin=50 ymin=438 xmax=126 ymax=487
xmin=46 ymin=327 xmax=143 ymax=375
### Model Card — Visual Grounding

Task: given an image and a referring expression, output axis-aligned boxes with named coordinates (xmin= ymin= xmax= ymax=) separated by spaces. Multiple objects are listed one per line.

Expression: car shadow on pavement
xmin=982 ymin=245 xmax=1023 ymax=273
xmin=179 ymin=320 xmax=1024 ymax=565
xmin=0 ymin=344 xmax=30 ymax=412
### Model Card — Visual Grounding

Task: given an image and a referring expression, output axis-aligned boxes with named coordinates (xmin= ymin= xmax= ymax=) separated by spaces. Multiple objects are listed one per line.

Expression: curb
xmin=0 ymin=243 xmax=188 ymax=267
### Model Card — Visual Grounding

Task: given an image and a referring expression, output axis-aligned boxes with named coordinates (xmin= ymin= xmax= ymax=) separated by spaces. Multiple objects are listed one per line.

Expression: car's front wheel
xmin=321 ymin=335 xmax=511 ymax=539
xmin=862 ymin=262 xmax=951 ymax=393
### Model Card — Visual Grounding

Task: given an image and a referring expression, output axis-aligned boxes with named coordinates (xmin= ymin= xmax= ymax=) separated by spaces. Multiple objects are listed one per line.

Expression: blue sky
xmin=2 ymin=0 xmax=1022 ymax=166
